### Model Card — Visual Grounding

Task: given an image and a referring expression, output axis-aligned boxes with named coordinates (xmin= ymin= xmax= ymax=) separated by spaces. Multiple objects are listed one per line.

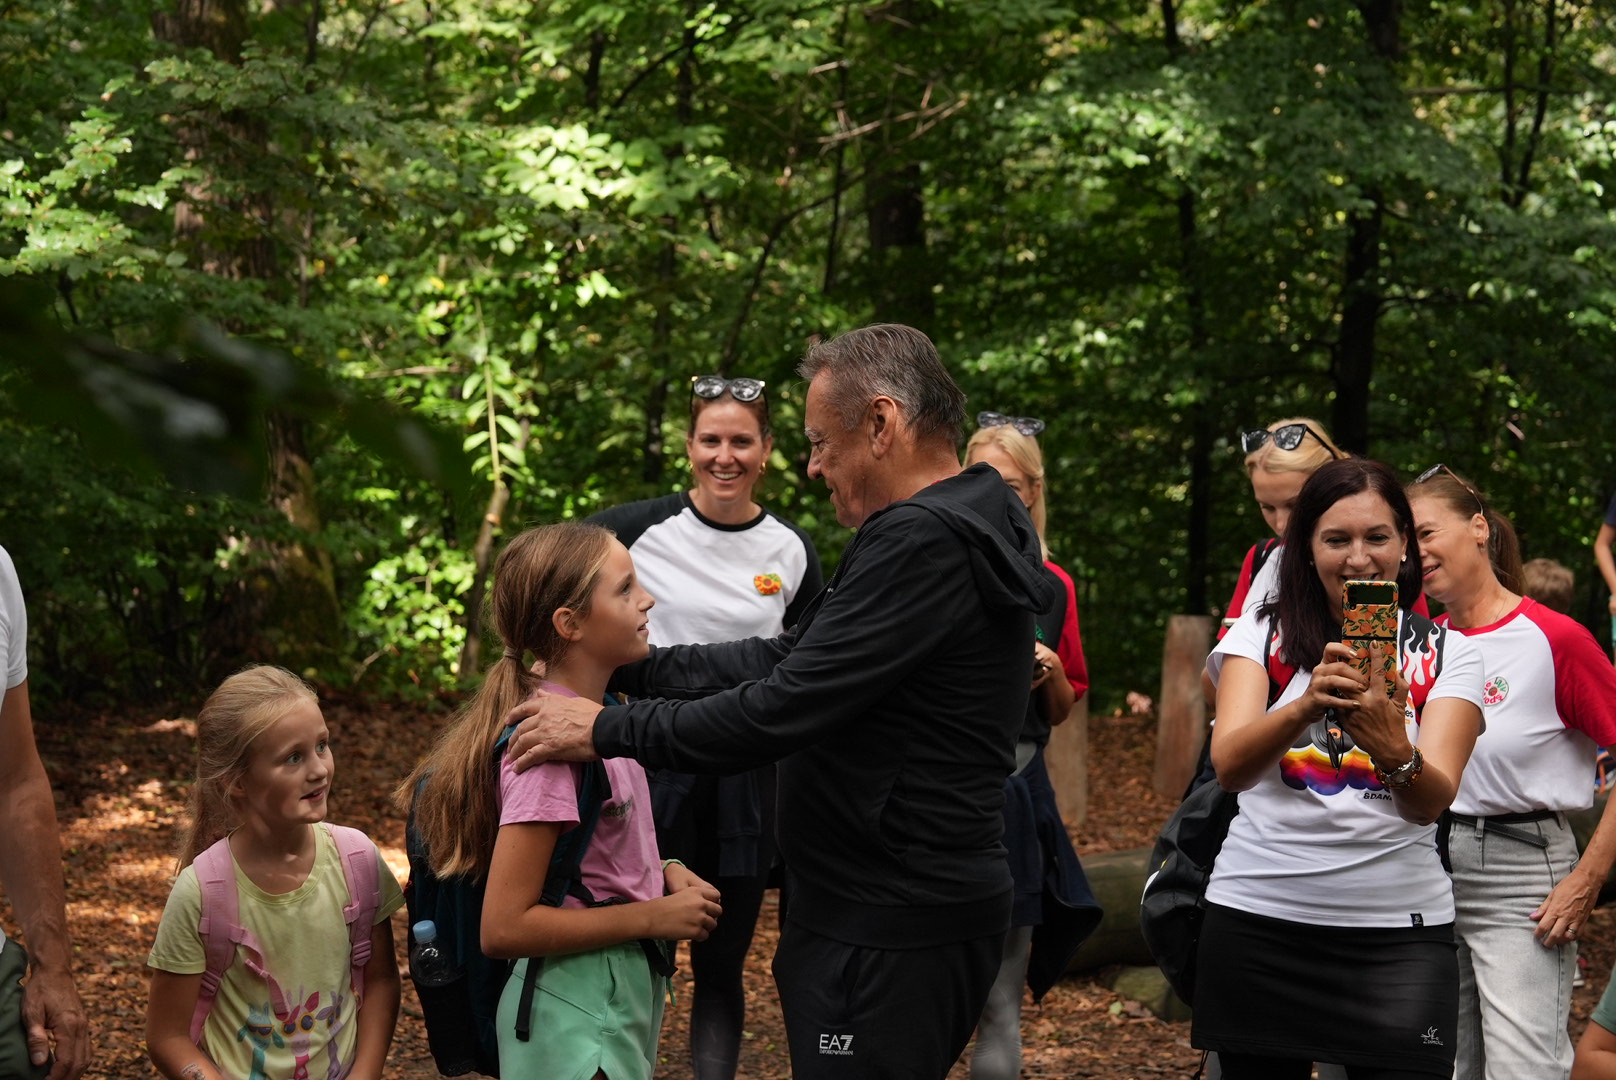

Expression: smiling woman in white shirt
xmin=587 ymin=375 xmax=821 ymax=1080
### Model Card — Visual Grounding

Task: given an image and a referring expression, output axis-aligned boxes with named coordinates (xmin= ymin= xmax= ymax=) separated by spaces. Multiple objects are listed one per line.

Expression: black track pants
xmin=771 ymin=921 xmax=1001 ymax=1080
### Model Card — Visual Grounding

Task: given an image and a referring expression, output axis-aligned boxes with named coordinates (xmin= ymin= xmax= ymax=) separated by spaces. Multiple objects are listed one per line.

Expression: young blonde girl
xmin=402 ymin=522 xmax=722 ymax=1080
xmin=146 ymin=666 xmax=403 ymax=1080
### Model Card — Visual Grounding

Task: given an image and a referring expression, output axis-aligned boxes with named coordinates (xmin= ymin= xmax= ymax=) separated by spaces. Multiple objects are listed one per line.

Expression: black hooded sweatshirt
xmin=598 ymin=463 xmax=1055 ymax=950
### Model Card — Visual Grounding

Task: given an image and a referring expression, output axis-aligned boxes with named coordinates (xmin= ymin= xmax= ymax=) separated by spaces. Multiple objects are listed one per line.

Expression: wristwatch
xmin=1374 ymin=746 xmax=1424 ymax=789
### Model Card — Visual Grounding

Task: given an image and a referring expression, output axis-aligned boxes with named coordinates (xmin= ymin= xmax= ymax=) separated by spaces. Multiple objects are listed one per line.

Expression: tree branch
xmin=1511 ymin=0 xmax=1558 ymax=208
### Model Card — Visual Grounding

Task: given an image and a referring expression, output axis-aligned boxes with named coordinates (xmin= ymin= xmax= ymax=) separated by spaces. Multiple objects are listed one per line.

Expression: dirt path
xmin=24 ymin=702 xmax=1615 ymax=1078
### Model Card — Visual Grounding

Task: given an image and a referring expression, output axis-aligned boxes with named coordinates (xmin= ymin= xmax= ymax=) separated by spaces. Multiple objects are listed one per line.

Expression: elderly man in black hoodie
xmin=505 ymin=323 xmax=1054 ymax=1079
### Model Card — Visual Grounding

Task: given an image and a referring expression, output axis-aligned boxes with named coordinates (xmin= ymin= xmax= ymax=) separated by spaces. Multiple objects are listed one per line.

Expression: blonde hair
xmin=1245 ymin=417 xmax=1343 ymax=477
xmin=179 ymin=665 xmax=320 ymax=869
xmin=965 ymin=425 xmax=1048 ymax=559
xmin=398 ymin=523 xmax=616 ymax=881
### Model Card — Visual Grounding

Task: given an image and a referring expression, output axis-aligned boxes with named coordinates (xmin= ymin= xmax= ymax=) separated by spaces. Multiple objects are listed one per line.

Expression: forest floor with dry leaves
xmin=23 ymin=698 xmax=1616 ymax=1079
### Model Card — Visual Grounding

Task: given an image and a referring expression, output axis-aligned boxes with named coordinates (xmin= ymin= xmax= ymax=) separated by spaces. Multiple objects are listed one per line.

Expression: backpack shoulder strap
xmin=1250 ymin=537 xmax=1281 ymax=580
xmin=188 ymin=838 xmax=291 ymax=1043
xmin=514 ymin=749 xmax=614 ymax=1046
xmin=190 ymin=837 xmax=240 ymax=1044
xmin=542 ymin=760 xmax=613 ymax=908
xmin=327 ymin=824 xmax=382 ymax=1006
xmin=1263 ymin=614 xmax=1295 ymax=710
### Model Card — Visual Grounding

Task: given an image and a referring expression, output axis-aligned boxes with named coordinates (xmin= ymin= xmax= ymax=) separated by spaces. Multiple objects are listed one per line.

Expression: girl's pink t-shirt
xmin=496 ymin=685 xmax=663 ymax=907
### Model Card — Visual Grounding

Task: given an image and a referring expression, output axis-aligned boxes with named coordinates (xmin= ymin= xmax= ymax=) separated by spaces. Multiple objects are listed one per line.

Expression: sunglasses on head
xmin=1413 ymin=463 xmax=1486 ymax=517
xmin=977 ymin=411 xmax=1045 ymax=438
xmin=691 ymin=375 xmax=766 ymax=403
xmin=1240 ymin=422 xmax=1337 ymax=457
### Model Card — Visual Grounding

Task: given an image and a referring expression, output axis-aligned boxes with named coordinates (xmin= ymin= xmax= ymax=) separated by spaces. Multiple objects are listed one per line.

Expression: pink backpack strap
xmin=189 ymin=838 xmax=290 ymax=1044
xmin=327 ymin=824 xmax=382 ymax=1006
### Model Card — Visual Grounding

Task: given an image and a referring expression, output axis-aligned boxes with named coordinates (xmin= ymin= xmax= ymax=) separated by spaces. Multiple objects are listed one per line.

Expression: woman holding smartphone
xmin=1407 ymin=466 xmax=1616 ymax=1080
xmin=1197 ymin=458 xmax=1484 ymax=1079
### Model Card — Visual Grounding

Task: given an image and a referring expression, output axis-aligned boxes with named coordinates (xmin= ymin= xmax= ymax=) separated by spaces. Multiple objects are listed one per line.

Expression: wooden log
xmin=1045 ymin=693 xmax=1089 ymax=827
xmin=1065 ymin=847 xmax=1154 ymax=971
xmin=1154 ymin=614 xmax=1214 ymax=798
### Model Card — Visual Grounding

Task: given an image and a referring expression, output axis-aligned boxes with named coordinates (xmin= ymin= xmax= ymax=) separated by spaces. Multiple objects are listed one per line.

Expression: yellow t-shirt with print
xmin=148 ymin=824 xmax=403 ymax=1080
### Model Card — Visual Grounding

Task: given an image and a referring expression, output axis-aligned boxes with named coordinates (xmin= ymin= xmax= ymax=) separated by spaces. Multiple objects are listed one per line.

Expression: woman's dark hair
xmin=1405 ymin=467 xmax=1523 ymax=595
xmin=1261 ymin=458 xmax=1423 ymax=668
xmin=689 ymin=385 xmax=772 ymax=439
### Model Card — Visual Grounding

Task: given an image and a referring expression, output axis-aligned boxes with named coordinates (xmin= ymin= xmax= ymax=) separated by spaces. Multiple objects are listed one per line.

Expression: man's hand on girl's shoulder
xmin=503 ymin=692 xmax=604 ymax=772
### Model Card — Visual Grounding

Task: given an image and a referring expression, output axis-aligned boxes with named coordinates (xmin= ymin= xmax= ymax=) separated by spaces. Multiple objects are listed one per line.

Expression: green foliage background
xmin=4 ymin=0 xmax=1616 ymax=710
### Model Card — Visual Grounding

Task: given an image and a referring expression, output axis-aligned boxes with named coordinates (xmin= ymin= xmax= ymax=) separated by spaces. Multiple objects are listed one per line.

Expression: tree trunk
xmin=1333 ymin=5 xmax=1401 ymax=455
xmin=1044 ymin=695 xmax=1089 ymax=827
xmin=640 ymin=8 xmax=697 ymax=484
xmin=1154 ymin=615 xmax=1213 ymax=798
xmin=1332 ymin=194 xmax=1384 ymax=456
xmin=1175 ymin=186 xmax=1212 ymax=613
xmin=1165 ymin=9 xmax=1211 ymax=613
xmin=263 ymin=411 xmax=342 ymax=667
xmin=865 ymin=163 xmax=934 ymax=331
xmin=861 ymin=2 xmax=935 ymax=331
xmin=459 ymin=418 xmax=531 ymax=680
xmin=155 ymin=0 xmax=343 ymax=673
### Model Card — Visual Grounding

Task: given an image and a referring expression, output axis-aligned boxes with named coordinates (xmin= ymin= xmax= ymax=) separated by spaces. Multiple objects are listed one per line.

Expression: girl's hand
xmin=662 ymin=861 xmax=718 ymax=898
xmin=1336 ymin=654 xmax=1414 ymax=766
xmin=1031 ymin=643 xmax=1059 ymax=690
xmin=645 ymin=885 xmax=722 ymax=942
xmin=1298 ymin=642 xmax=1369 ymax=722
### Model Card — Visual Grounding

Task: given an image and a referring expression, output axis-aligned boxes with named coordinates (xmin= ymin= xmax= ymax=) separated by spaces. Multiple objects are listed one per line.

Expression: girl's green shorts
xmin=496 ymin=941 xmax=667 ymax=1080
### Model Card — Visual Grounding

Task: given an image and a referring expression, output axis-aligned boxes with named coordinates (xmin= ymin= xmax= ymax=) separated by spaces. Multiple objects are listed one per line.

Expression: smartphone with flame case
xmin=1341 ymin=579 xmax=1399 ymax=699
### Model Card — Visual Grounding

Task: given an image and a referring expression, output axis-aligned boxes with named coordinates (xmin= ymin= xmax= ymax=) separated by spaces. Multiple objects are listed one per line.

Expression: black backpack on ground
xmin=403 ymin=725 xmax=611 ymax=1078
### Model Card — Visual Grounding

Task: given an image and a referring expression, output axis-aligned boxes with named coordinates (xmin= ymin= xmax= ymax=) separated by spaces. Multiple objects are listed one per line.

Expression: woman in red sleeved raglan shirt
xmin=1408 ymin=465 xmax=1616 ymax=1080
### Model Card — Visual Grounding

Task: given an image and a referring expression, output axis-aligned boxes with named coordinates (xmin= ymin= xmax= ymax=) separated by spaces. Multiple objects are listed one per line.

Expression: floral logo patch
xmin=754 ymin=573 xmax=783 ymax=596
xmin=1482 ymin=674 xmax=1509 ymax=706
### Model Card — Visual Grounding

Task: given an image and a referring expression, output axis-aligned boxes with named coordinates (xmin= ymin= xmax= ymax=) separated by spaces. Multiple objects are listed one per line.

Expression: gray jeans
xmin=1450 ymin=812 xmax=1578 ymax=1080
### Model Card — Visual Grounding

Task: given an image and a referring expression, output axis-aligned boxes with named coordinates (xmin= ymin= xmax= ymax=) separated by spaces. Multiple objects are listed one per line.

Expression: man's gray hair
xmin=797 ymin=324 xmax=966 ymax=446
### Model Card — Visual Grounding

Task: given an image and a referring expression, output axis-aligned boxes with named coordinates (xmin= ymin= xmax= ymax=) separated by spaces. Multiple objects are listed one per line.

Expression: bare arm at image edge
xmin=1595 ymin=522 xmax=1616 ymax=617
xmin=1575 ymin=1013 xmax=1616 ymax=1080
xmin=0 ymin=678 xmax=90 ymax=1080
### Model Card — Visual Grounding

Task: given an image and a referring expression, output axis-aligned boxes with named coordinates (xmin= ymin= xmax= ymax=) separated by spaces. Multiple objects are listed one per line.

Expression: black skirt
xmin=1191 ymin=903 xmax=1458 ymax=1075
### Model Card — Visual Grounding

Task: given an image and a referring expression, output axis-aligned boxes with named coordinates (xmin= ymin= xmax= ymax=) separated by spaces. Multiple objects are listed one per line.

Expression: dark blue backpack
xmin=403 ymin=725 xmax=611 ymax=1078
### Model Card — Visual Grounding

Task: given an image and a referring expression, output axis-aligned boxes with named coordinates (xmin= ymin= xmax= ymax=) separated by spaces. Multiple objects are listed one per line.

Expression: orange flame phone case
xmin=1341 ymin=579 xmax=1399 ymax=699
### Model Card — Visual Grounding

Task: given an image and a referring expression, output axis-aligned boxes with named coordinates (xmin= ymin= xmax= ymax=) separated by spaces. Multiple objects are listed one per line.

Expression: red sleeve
xmin=1528 ymin=603 xmax=1616 ymax=747
xmin=1044 ymin=560 xmax=1089 ymax=699
xmin=1412 ymin=591 xmax=1431 ymax=618
xmin=1218 ymin=543 xmax=1262 ymax=642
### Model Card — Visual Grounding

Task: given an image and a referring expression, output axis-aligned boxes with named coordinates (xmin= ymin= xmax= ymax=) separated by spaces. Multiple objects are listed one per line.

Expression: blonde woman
xmin=1221 ymin=419 xmax=1345 ymax=637
xmin=964 ymin=412 xmax=1100 ymax=1080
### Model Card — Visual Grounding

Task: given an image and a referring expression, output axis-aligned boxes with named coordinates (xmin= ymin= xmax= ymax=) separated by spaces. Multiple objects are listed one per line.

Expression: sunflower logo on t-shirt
xmin=754 ymin=573 xmax=783 ymax=596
